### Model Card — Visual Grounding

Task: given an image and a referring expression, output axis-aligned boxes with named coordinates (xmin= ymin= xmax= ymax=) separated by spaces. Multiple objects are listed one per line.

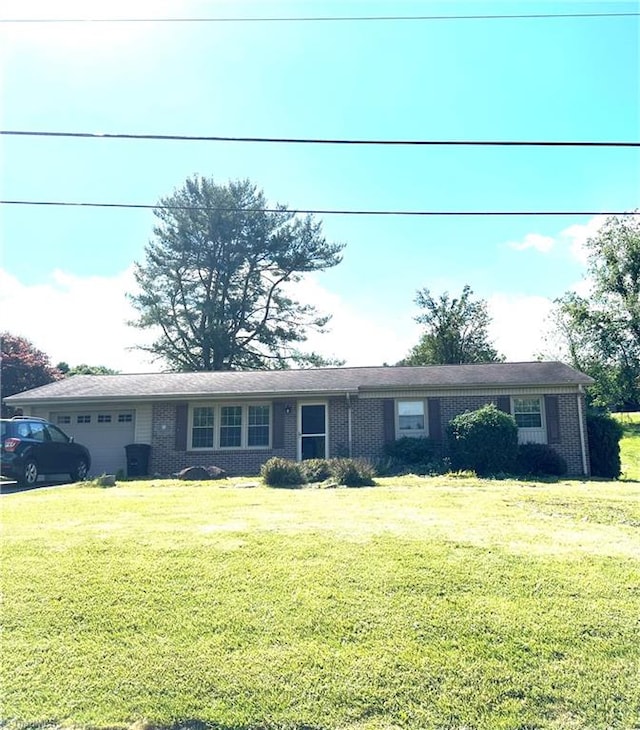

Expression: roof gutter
xmin=577 ymin=384 xmax=589 ymax=476
xmin=5 ymin=388 xmax=362 ymax=406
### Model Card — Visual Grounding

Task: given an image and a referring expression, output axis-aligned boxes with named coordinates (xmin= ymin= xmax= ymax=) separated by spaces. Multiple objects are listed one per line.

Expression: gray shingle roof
xmin=4 ymin=362 xmax=593 ymax=404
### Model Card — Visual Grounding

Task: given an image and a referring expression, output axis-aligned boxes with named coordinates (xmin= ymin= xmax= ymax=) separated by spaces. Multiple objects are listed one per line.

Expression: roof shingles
xmin=5 ymin=362 xmax=593 ymax=404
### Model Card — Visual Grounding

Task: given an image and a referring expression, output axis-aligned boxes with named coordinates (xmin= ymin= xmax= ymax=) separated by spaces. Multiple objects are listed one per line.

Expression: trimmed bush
xmin=447 ymin=404 xmax=519 ymax=476
xmin=383 ymin=437 xmax=436 ymax=465
xmin=300 ymin=458 xmax=332 ymax=482
xmin=260 ymin=457 xmax=305 ymax=487
xmin=329 ymin=458 xmax=376 ymax=487
xmin=516 ymin=443 xmax=567 ymax=477
xmin=587 ymin=412 xmax=623 ymax=478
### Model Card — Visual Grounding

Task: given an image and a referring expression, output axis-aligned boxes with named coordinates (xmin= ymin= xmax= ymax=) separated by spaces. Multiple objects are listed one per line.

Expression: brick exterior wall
xmin=148 ymin=391 xmax=590 ymax=477
xmin=149 ymin=400 xmax=298 ymax=477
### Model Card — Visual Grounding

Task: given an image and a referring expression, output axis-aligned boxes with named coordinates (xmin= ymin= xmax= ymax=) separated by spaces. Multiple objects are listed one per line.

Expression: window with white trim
xmin=397 ymin=400 xmax=427 ymax=437
xmin=512 ymin=397 xmax=543 ymax=428
xmin=248 ymin=405 xmax=270 ymax=447
xmin=220 ymin=406 xmax=242 ymax=448
xmin=190 ymin=403 xmax=271 ymax=450
xmin=192 ymin=407 xmax=214 ymax=448
xmin=98 ymin=414 xmax=112 ymax=423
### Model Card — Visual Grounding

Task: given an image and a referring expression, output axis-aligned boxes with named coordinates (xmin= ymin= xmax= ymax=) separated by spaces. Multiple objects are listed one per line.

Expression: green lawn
xmin=2 ymin=474 xmax=639 ymax=730
xmin=614 ymin=411 xmax=640 ymax=481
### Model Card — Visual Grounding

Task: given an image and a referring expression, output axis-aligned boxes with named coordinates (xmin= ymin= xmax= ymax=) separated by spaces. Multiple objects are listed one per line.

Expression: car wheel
xmin=22 ymin=460 xmax=39 ymax=486
xmin=71 ymin=459 xmax=89 ymax=482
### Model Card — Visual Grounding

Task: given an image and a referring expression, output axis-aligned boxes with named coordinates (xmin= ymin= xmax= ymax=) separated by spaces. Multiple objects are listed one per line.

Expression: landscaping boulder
xmin=175 ymin=466 xmax=211 ymax=481
xmin=174 ymin=465 xmax=228 ymax=481
xmin=206 ymin=465 xmax=227 ymax=480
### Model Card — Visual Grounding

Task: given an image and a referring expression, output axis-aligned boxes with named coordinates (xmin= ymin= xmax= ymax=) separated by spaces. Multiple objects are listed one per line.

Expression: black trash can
xmin=125 ymin=443 xmax=151 ymax=477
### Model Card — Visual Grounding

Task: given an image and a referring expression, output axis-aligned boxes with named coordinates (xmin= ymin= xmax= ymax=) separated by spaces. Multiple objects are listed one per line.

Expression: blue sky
xmin=1 ymin=0 xmax=638 ymax=371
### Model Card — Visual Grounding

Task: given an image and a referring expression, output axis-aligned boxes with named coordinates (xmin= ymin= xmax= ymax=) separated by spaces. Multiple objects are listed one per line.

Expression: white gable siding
xmin=134 ymin=403 xmax=152 ymax=444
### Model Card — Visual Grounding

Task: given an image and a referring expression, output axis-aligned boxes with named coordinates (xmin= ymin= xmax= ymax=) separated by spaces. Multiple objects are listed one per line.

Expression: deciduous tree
xmin=57 ymin=362 xmax=119 ymax=376
xmin=400 ymin=285 xmax=503 ymax=365
xmin=1 ymin=333 xmax=61 ymax=415
xmin=129 ymin=177 xmax=344 ymax=370
xmin=547 ymin=213 xmax=640 ymax=410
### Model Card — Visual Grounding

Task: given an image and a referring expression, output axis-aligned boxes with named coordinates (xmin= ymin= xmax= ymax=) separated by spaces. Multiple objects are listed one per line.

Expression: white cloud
xmin=1 ymin=268 xmax=559 ymax=373
xmin=559 ymin=215 xmax=609 ymax=265
xmin=507 ymin=233 xmax=555 ymax=253
xmin=505 ymin=215 xmax=610 ymax=265
xmin=0 ymin=267 xmax=158 ymax=372
xmin=291 ymin=276 xmax=420 ymax=366
xmin=487 ymin=293 xmax=554 ymax=361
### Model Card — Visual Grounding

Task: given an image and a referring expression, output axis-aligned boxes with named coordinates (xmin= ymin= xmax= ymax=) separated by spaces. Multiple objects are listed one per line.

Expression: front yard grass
xmin=2 ymin=477 xmax=639 ymax=730
xmin=614 ymin=411 xmax=640 ymax=481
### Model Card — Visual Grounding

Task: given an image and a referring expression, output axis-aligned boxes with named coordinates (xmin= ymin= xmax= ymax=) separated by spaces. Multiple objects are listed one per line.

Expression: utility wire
xmin=1 ymin=12 xmax=637 ymax=23
xmin=2 ymin=130 xmax=637 ymax=147
xmin=0 ymin=200 xmax=635 ymax=217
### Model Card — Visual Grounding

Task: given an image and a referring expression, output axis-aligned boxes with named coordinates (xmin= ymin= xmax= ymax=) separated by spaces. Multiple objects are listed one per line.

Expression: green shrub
xmin=587 ymin=412 xmax=623 ymax=478
xmin=516 ymin=443 xmax=567 ymax=477
xmin=447 ymin=404 xmax=518 ymax=476
xmin=300 ymin=458 xmax=332 ymax=482
xmin=383 ymin=437 xmax=436 ymax=465
xmin=260 ymin=457 xmax=305 ymax=487
xmin=329 ymin=458 xmax=376 ymax=487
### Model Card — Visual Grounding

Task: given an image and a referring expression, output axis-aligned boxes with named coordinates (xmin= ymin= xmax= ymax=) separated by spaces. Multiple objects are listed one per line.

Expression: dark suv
xmin=1 ymin=417 xmax=91 ymax=486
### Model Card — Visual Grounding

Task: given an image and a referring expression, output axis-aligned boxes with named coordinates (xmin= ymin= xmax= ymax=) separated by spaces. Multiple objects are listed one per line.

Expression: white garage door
xmin=50 ymin=410 xmax=136 ymax=476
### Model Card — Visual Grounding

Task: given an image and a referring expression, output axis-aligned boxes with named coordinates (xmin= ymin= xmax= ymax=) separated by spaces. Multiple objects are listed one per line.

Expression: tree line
xmin=2 ymin=174 xmax=638 ymax=413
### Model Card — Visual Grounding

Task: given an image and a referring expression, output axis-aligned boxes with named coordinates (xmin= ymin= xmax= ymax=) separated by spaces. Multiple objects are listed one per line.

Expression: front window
xmin=192 ymin=407 xmax=214 ymax=448
xmin=397 ymin=400 xmax=426 ymax=436
xmin=248 ymin=405 xmax=270 ymax=447
xmin=190 ymin=404 xmax=271 ymax=449
xmin=220 ymin=406 xmax=242 ymax=448
xmin=513 ymin=398 xmax=543 ymax=428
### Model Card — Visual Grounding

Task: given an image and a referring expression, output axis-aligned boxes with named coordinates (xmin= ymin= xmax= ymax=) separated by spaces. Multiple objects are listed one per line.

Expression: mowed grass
xmin=615 ymin=411 xmax=640 ymax=481
xmin=2 ymin=475 xmax=639 ymax=730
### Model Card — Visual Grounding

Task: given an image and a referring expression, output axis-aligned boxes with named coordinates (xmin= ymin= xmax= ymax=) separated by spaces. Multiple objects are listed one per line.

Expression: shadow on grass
xmin=0 ymin=478 xmax=71 ymax=496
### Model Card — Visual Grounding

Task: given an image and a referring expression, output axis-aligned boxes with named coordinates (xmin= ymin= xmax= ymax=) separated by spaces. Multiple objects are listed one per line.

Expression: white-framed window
xmin=77 ymin=415 xmax=91 ymax=424
xmin=248 ymin=405 xmax=271 ymax=447
xmin=512 ymin=396 xmax=546 ymax=444
xmin=57 ymin=415 xmax=71 ymax=425
xmin=220 ymin=406 xmax=242 ymax=448
xmin=192 ymin=407 xmax=215 ymax=449
xmin=189 ymin=403 xmax=271 ymax=450
xmin=97 ymin=414 xmax=112 ymax=423
xmin=397 ymin=400 xmax=427 ymax=437
xmin=118 ymin=413 xmax=133 ymax=423
xmin=512 ymin=397 xmax=543 ymax=428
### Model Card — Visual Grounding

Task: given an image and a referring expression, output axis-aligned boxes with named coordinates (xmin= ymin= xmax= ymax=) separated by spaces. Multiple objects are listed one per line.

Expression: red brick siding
xmin=149 ymin=392 xmax=590 ymax=477
xmin=149 ymin=400 xmax=297 ymax=477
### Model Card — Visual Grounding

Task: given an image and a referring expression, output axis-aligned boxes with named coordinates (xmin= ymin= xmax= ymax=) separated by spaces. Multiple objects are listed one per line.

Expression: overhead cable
xmin=1 ymin=12 xmax=637 ymax=23
xmin=0 ymin=200 xmax=635 ymax=217
xmin=1 ymin=130 xmax=638 ymax=147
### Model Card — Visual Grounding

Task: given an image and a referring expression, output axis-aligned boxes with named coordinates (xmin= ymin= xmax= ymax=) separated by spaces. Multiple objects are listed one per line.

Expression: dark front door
xmin=299 ymin=403 xmax=327 ymax=460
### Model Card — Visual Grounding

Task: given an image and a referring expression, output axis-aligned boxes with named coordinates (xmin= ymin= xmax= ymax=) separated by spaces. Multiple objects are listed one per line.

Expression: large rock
xmin=174 ymin=465 xmax=227 ymax=481
xmin=207 ymin=465 xmax=227 ymax=480
xmin=175 ymin=466 xmax=211 ymax=481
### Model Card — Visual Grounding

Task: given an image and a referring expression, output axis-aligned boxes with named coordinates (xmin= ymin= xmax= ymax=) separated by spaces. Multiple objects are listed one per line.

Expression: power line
xmin=2 ymin=130 xmax=637 ymax=147
xmin=1 ymin=12 xmax=637 ymax=23
xmin=0 ymin=200 xmax=635 ymax=217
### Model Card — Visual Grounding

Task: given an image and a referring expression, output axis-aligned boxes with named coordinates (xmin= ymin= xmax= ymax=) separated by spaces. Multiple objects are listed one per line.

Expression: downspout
xmin=577 ymin=385 xmax=588 ymax=476
xmin=346 ymin=392 xmax=353 ymax=457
